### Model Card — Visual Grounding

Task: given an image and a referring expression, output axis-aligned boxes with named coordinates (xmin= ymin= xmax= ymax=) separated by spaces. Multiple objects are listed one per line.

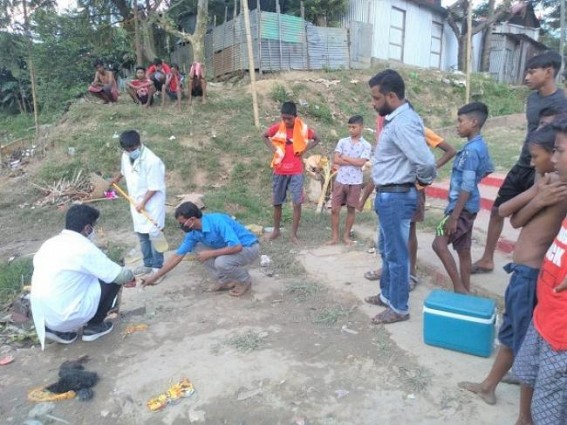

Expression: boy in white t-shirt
xmin=328 ymin=115 xmax=372 ymax=245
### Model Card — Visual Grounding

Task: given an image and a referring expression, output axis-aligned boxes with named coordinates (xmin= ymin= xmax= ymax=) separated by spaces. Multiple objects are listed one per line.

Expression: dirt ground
xmin=1 ymin=226 xmax=519 ymax=425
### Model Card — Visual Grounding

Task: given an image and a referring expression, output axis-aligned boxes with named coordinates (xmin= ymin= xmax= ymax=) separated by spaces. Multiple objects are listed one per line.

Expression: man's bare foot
xmin=471 ymin=261 xmax=494 ymax=274
xmin=290 ymin=235 xmax=300 ymax=245
xmin=326 ymin=239 xmax=339 ymax=245
xmin=266 ymin=230 xmax=280 ymax=241
xmin=343 ymin=238 xmax=354 ymax=246
xmin=458 ymin=381 xmax=496 ymax=405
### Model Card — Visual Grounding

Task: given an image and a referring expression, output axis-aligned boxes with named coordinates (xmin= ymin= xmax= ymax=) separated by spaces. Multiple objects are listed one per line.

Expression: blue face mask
xmin=129 ymin=148 xmax=141 ymax=160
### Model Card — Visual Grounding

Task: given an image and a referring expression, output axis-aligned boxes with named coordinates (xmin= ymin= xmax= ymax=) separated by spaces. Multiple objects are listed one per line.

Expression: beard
xmin=375 ymin=102 xmax=394 ymax=117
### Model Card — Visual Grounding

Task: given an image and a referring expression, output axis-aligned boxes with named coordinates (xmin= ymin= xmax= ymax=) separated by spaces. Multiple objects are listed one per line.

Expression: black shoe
xmin=82 ymin=322 xmax=114 ymax=342
xmin=45 ymin=327 xmax=78 ymax=344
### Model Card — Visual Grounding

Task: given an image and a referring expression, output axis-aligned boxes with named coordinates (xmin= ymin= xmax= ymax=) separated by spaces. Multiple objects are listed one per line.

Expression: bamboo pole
xmin=22 ymin=0 xmax=39 ymax=141
xmin=241 ymin=0 xmax=260 ymax=128
xmin=465 ymin=0 xmax=473 ymax=103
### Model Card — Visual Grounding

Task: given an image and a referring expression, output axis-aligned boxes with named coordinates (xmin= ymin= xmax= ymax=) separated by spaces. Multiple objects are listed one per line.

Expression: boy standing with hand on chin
xmin=328 ymin=115 xmax=371 ymax=245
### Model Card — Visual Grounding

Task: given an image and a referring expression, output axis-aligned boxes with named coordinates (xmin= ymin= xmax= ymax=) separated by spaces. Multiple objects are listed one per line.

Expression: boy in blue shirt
xmin=432 ymin=102 xmax=494 ymax=293
xmin=142 ymin=202 xmax=260 ymax=297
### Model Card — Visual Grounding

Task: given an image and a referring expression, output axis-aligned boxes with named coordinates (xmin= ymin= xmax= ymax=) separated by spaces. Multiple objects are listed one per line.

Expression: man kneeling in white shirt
xmin=31 ymin=204 xmax=136 ymax=349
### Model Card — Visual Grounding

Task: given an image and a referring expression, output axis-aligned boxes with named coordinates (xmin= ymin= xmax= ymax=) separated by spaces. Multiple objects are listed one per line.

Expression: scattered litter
xmin=169 ymin=135 xmax=176 ymax=140
xmin=341 ymin=325 xmax=358 ymax=335
xmin=123 ymin=323 xmax=149 ymax=337
xmin=292 ymin=417 xmax=307 ymax=425
xmin=0 ymin=355 xmax=15 ymax=366
xmin=67 ymin=147 xmax=76 ymax=156
xmin=44 ymin=415 xmax=70 ymax=424
xmin=334 ymin=389 xmax=350 ymax=399
xmin=350 ymin=79 xmax=359 ymax=84
xmin=112 ymin=132 xmax=119 ymax=139
xmin=104 ymin=190 xmax=118 ymax=200
xmin=367 ymin=247 xmax=376 ymax=254
xmin=305 ymin=78 xmax=340 ymax=88
xmin=146 ymin=378 xmax=195 ymax=412
xmin=298 ymin=99 xmax=309 ymax=107
xmin=28 ymin=402 xmax=55 ymax=417
xmin=188 ymin=409 xmax=206 ymax=422
xmin=237 ymin=387 xmax=262 ymax=401
xmin=260 ymin=255 xmax=271 ymax=267
xmin=407 ymin=393 xmax=416 ymax=400
xmin=245 ymin=224 xmax=264 ymax=236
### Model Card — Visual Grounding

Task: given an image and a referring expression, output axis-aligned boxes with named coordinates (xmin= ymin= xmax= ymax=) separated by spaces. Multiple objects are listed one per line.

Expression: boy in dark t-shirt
xmin=472 ymin=51 xmax=567 ymax=274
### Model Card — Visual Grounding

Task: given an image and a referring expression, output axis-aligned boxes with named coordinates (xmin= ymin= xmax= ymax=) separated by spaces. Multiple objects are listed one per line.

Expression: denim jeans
xmin=375 ymin=189 xmax=417 ymax=315
xmin=137 ymin=232 xmax=164 ymax=269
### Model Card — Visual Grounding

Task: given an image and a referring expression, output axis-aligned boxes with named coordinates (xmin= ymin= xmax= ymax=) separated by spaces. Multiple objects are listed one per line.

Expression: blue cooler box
xmin=423 ymin=290 xmax=496 ymax=357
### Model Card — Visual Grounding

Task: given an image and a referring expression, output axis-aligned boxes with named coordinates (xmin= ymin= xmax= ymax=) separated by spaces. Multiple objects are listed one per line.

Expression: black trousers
xmin=88 ymin=281 xmax=121 ymax=325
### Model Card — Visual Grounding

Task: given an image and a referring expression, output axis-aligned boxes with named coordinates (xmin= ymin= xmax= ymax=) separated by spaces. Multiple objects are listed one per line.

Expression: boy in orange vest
xmin=263 ymin=102 xmax=320 ymax=244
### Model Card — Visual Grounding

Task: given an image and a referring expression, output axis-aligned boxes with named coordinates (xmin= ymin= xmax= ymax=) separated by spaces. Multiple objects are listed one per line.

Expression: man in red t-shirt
xmin=513 ymin=117 xmax=567 ymax=425
xmin=262 ymin=102 xmax=320 ymax=244
xmin=126 ymin=66 xmax=155 ymax=108
xmin=146 ymin=58 xmax=172 ymax=106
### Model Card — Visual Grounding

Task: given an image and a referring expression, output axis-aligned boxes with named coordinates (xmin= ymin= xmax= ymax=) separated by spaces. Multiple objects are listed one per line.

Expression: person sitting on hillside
xmin=188 ymin=61 xmax=207 ymax=105
xmin=146 ymin=58 xmax=172 ymax=106
xmin=141 ymin=202 xmax=260 ymax=297
xmin=30 ymin=205 xmax=136 ymax=349
xmin=126 ymin=66 xmax=155 ymax=107
xmin=166 ymin=64 xmax=183 ymax=111
xmin=87 ymin=59 xmax=118 ymax=104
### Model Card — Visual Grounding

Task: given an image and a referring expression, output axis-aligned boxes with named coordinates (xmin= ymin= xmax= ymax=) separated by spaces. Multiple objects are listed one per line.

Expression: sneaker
xmin=45 ymin=327 xmax=78 ymax=344
xmin=82 ymin=322 xmax=114 ymax=342
xmin=133 ymin=266 xmax=152 ymax=276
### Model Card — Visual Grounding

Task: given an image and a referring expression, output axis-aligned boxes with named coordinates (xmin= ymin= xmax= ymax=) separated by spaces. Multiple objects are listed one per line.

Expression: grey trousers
xmin=197 ymin=243 xmax=260 ymax=284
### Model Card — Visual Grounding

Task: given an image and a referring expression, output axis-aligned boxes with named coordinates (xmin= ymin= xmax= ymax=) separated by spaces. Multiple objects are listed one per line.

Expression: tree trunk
xmin=140 ymin=18 xmax=158 ymax=62
xmin=192 ymin=0 xmax=209 ymax=62
xmin=458 ymin=35 xmax=467 ymax=71
xmin=480 ymin=0 xmax=496 ymax=72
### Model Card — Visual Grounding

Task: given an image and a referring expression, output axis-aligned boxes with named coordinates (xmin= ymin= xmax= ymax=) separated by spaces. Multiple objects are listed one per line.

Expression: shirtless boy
xmin=88 ymin=59 xmax=118 ymax=104
xmin=458 ymin=124 xmax=567 ymax=424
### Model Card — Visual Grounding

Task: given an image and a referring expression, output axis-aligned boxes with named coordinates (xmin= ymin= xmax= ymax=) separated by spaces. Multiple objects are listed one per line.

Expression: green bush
xmin=0 ymin=258 xmax=33 ymax=304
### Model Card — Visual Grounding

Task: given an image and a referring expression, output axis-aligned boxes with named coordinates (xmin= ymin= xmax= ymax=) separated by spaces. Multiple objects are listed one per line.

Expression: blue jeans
xmin=375 ymin=189 xmax=417 ymax=315
xmin=137 ymin=232 xmax=164 ymax=269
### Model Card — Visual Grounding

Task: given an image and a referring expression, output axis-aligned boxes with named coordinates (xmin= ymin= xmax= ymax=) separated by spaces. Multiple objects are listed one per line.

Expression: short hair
xmin=153 ymin=58 xmax=163 ymax=65
xmin=65 ymin=205 xmax=100 ymax=232
xmin=171 ymin=63 xmax=179 ymax=70
xmin=119 ymin=130 xmax=141 ymax=150
xmin=527 ymin=125 xmax=556 ymax=152
xmin=93 ymin=59 xmax=103 ymax=68
xmin=175 ymin=202 xmax=203 ymax=219
xmin=552 ymin=116 xmax=567 ymax=134
xmin=348 ymin=115 xmax=364 ymax=125
xmin=281 ymin=101 xmax=297 ymax=116
xmin=368 ymin=69 xmax=405 ymax=99
xmin=457 ymin=102 xmax=489 ymax=128
xmin=526 ymin=51 xmax=562 ymax=77
xmin=135 ymin=66 xmax=146 ymax=72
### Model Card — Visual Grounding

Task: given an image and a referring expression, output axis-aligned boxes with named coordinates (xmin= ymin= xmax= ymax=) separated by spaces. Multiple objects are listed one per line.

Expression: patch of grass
xmin=306 ymin=102 xmax=334 ymax=124
xmin=0 ymin=258 xmax=33 ymax=304
xmin=226 ymin=330 xmax=267 ymax=353
xmin=313 ymin=305 xmax=348 ymax=326
xmin=398 ymin=366 xmax=432 ymax=393
xmin=285 ymin=280 xmax=320 ymax=301
xmin=419 ymin=207 xmax=445 ymax=232
xmin=270 ymin=84 xmax=291 ymax=103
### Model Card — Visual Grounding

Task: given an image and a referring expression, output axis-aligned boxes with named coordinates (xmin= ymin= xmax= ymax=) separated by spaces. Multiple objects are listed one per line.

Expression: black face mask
xmin=179 ymin=218 xmax=194 ymax=233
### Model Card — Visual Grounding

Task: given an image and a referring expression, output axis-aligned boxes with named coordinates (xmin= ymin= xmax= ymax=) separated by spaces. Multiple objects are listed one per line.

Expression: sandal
xmin=371 ymin=308 xmax=409 ymax=325
xmin=409 ymin=274 xmax=420 ymax=292
xmin=208 ymin=282 xmax=236 ymax=292
xmin=229 ymin=282 xmax=251 ymax=297
xmin=364 ymin=294 xmax=388 ymax=307
xmin=363 ymin=269 xmax=381 ymax=281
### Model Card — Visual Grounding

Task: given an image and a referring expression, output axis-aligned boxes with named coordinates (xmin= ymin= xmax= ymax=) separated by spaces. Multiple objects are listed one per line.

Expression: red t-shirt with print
xmin=265 ymin=123 xmax=315 ymax=175
xmin=533 ymin=217 xmax=567 ymax=350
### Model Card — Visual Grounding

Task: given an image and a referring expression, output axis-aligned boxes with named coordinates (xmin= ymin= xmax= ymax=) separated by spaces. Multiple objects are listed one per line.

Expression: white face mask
xmin=86 ymin=225 xmax=95 ymax=242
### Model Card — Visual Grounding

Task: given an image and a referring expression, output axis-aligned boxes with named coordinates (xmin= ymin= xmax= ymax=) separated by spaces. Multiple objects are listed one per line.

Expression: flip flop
xmin=363 ymin=270 xmax=381 ymax=281
xmin=371 ymin=309 xmax=409 ymax=325
xmin=209 ymin=282 xmax=236 ymax=292
xmin=364 ymin=294 xmax=388 ymax=307
xmin=470 ymin=265 xmax=493 ymax=274
xmin=229 ymin=282 xmax=251 ymax=297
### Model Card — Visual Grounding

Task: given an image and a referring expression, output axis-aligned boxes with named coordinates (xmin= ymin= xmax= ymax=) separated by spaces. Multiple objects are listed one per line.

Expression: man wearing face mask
xmin=109 ymin=130 xmax=166 ymax=280
xmin=362 ymin=69 xmax=436 ymax=325
xmin=141 ymin=202 xmax=260 ymax=297
xmin=30 ymin=205 xmax=136 ymax=349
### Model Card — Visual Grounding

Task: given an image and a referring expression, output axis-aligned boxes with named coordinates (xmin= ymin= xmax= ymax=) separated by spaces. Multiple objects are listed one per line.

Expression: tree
xmin=446 ymin=0 xmax=515 ymax=71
